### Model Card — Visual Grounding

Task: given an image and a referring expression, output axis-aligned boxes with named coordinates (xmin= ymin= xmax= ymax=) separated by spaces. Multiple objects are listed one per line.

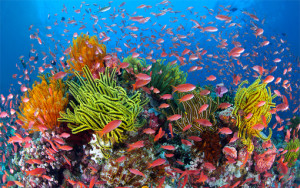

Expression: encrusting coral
xmin=18 ymin=75 xmax=68 ymax=131
xmin=66 ymin=34 xmax=106 ymax=76
xmin=232 ymin=76 xmax=276 ymax=153
xmin=58 ymin=66 xmax=149 ymax=157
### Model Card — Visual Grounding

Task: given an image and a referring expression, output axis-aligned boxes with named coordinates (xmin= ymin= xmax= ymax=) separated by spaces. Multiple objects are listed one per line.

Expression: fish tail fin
xmin=171 ymin=85 xmax=177 ymax=94
xmin=132 ymin=83 xmax=136 ymax=91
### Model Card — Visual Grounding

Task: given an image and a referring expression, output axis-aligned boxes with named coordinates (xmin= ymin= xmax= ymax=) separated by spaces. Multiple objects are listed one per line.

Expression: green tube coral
xmin=58 ymin=65 xmax=149 ymax=148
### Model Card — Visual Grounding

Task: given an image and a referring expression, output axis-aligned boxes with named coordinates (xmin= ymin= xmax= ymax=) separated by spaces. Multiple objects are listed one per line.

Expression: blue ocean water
xmin=0 ymin=0 xmax=299 ymax=187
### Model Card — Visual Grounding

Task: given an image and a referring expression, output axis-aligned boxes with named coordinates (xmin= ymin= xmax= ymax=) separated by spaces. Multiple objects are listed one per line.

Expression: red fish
xmin=161 ymin=145 xmax=176 ymax=150
xmin=129 ymin=169 xmax=145 ymax=177
xmin=148 ymin=158 xmax=166 ymax=168
xmin=25 ymin=168 xmax=46 ymax=176
xmin=96 ymin=120 xmax=122 ymax=137
xmin=53 ymin=71 xmax=68 ymax=80
xmin=195 ymin=119 xmax=212 ymax=127
xmin=172 ymin=84 xmax=196 ymax=93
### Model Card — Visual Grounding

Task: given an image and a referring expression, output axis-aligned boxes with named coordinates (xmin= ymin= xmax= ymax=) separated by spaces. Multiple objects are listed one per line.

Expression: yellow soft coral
xmin=67 ymin=34 xmax=106 ymax=75
xmin=232 ymin=76 xmax=276 ymax=153
xmin=18 ymin=76 xmax=68 ymax=131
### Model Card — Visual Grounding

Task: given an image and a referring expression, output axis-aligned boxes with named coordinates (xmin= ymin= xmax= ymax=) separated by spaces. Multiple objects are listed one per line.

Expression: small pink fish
xmin=115 ymin=156 xmax=126 ymax=163
xmin=195 ymin=119 xmax=212 ymax=127
xmin=218 ymin=103 xmax=232 ymax=109
xmin=179 ymin=94 xmax=194 ymax=103
xmin=172 ymin=83 xmax=196 ymax=93
xmin=256 ymin=101 xmax=266 ymax=107
xmin=199 ymin=89 xmax=210 ymax=96
xmin=135 ymin=73 xmax=151 ymax=81
xmin=129 ymin=169 xmax=145 ymax=178
xmin=182 ymin=124 xmax=192 ymax=132
xmin=181 ymin=139 xmax=192 ymax=146
xmin=143 ymin=128 xmax=155 ymax=134
xmin=198 ymin=104 xmax=209 ymax=114
xmin=218 ymin=127 xmax=232 ymax=135
xmin=148 ymin=158 xmax=166 ymax=168
xmin=206 ymin=75 xmax=216 ymax=81
xmin=160 ymin=94 xmax=173 ymax=100
xmin=167 ymin=114 xmax=182 ymax=121
xmin=188 ymin=136 xmax=202 ymax=142
xmin=158 ymin=103 xmax=170 ymax=109
xmin=96 ymin=120 xmax=122 ymax=137
xmin=161 ymin=145 xmax=176 ymax=150
xmin=127 ymin=140 xmax=144 ymax=152
xmin=53 ymin=71 xmax=68 ymax=80
xmin=252 ymin=123 xmax=264 ymax=130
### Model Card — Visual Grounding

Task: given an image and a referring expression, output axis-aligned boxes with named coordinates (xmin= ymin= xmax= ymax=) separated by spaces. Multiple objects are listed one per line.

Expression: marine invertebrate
xmin=171 ymin=90 xmax=219 ymax=133
xmin=253 ymin=145 xmax=276 ymax=173
xmin=100 ymin=142 xmax=157 ymax=187
xmin=191 ymin=131 xmax=222 ymax=165
xmin=18 ymin=75 xmax=68 ymax=131
xmin=284 ymin=138 xmax=300 ymax=167
xmin=66 ymin=34 xmax=106 ymax=75
xmin=58 ymin=66 xmax=149 ymax=156
xmin=232 ymin=76 xmax=276 ymax=152
xmin=150 ymin=59 xmax=187 ymax=95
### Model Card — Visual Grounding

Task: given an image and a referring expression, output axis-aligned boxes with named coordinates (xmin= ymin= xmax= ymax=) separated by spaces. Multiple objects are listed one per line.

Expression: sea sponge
xmin=232 ymin=76 xmax=276 ymax=153
xmin=66 ymin=34 xmax=106 ymax=75
xmin=18 ymin=75 xmax=68 ymax=131
xmin=58 ymin=66 xmax=149 ymax=157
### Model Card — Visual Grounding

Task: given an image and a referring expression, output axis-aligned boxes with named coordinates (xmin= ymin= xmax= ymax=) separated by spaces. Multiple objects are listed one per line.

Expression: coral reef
xmin=66 ymin=34 xmax=106 ymax=76
xmin=18 ymin=75 xmax=68 ymax=131
xmin=232 ymin=76 xmax=276 ymax=152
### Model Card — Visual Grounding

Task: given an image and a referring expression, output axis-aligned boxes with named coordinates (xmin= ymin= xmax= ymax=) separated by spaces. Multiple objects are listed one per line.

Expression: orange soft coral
xmin=18 ymin=76 xmax=68 ymax=131
xmin=67 ymin=34 xmax=106 ymax=76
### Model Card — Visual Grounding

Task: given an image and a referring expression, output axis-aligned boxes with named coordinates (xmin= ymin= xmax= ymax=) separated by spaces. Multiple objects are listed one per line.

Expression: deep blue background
xmin=0 ymin=0 xmax=299 ymax=97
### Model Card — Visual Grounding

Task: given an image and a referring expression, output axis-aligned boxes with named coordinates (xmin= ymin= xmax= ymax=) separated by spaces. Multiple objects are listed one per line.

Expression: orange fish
xmin=179 ymin=94 xmax=194 ymax=103
xmin=206 ymin=75 xmax=216 ymax=81
xmin=96 ymin=120 xmax=122 ymax=137
xmin=132 ymin=79 xmax=151 ymax=90
xmin=148 ymin=158 xmax=166 ymax=168
xmin=158 ymin=103 xmax=170 ymax=109
xmin=172 ymin=83 xmax=196 ymax=93
xmin=252 ymin=123 xmax=264 ymax=130
xmin=196 ymin=171 xmax=207 ymax=183
xmin=25 ymin=168 xmax=46 ymax=176
xmin=127 ymin=140 xmax=144 ymax=152
xmin=218 ymin=127 xmax=232 ymax=135
xmin=182 ymin=124 xmax=192 ymax=132
xmin=218 ymin=102 xmax=232 ymax=109
xmin=198 ymin=104 xmax=209 ymax=114
xmin=167 ymin=114 xmax=182 ymax=121
xmin=129 ymin=169 xmax=146 ymax=177
xmin=161 ymin=145 xmax=176 ymax=150
xmin=195 ymin=119 xmax=212 ymax=127
xmin=115 ymin=156 xmax=126 ymax=163
xmin=53 ymin=71 xmax=68 ymax=80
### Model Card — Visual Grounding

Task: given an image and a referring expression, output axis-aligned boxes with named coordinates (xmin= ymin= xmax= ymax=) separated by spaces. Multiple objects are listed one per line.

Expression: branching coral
xmin=18 ymin=75 xmax=68 ymax=131
xmin=58 ymin=66 xmax=149 ymax=157
xmin=150 ymin=59 xmax=187 ymax=95
xmin=284 ymin=138 xmax=300 ymax=167
xmin=232 ymin=76 xmax=276 ymax=153
xmin=66 ymin=34 xmax=106 ymax=75
xmin=170 ymin=90 xmax=219 ymax=133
